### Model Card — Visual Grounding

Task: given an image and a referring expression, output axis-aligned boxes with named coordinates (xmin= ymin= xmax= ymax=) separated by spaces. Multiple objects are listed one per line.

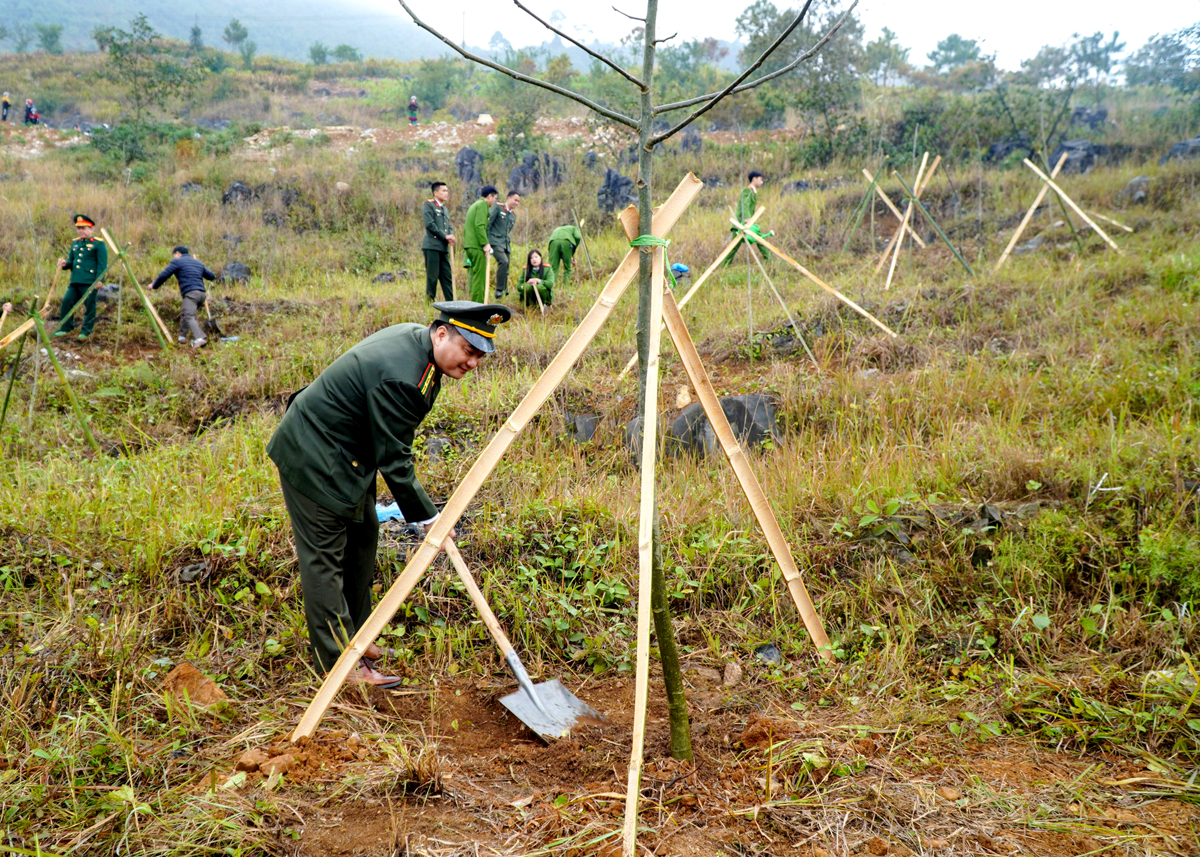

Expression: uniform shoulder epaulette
xmin=417 ymin=362 xmax=437 ymax=397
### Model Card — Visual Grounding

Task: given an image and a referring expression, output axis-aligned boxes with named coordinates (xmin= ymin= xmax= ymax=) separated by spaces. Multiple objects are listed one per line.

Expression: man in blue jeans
xmin=150 ymin=245 xmax=216 ymax=348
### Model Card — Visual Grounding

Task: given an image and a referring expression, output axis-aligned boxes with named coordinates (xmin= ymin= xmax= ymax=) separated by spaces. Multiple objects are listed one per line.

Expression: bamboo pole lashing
xmin=884 ymin=152 xmax=928 ymax=290
xmin=730 ymin=219 xmax=899 ymax=338
xmin=1020 ymin=159 xmax=1122 ymax=254
xmin=748 ymin=248 xmax=817 ymax=369
xmin=660 ymin=288 xmax=833 ymax=660
xmin=617 ymin=206 xmax=766 ymax=380
xmin=621 ymin=242 xmax=665 ymax=857
xmin=874 ymin=155 xmax=941 ymax=273
xmin=862 ymin=169 xmax=926 ymax=248
xmin=290 ymin=173 xmax=705 ymax=743
xmin=993 ymin=151 xmax=1069 ymax=274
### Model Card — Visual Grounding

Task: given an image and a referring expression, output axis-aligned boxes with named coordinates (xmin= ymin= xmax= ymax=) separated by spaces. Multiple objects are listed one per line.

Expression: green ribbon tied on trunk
xmin=628 ymin=234 xmax=677 ymax=288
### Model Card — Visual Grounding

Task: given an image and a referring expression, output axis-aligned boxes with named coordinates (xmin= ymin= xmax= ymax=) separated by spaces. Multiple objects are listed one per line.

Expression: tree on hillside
xmin=238 ymin=40 xmax=257 ymax=70
xmin=309 ymin=42 xmax=330 ymax=65
xmin=12 ymin=24 xmax=32 ymax=53
xmin=222 ymin=19 xmax=248 ymax=52
xmin=863 ymin=27 xmax=909 ymax=86
xmin=1069 ymin=30 xmax=1125 ymax=103
xmin=396 ymin=0 xmax=857 ymax=812
xmin=331 ymin=44 xmax=362 ymax=63
xmin=1125 ymin=25 xmax=1200 ymax=92
xmin=189 ymin=24 xmax=204 ymax=54
xmin=927 ymin=33 xmax=982 ymax=73
xmin=411 ymin=57 xmax=467 ymax=111
xmin=0 ymin=26 xmax=9 ymax=49
xmin=1018 ymin=44 xmax=1073 ymax=88
xmin=34 ymin=23 xmax=64 ymax=55
xmin=94 ymin=15 xmax=205 ymax=128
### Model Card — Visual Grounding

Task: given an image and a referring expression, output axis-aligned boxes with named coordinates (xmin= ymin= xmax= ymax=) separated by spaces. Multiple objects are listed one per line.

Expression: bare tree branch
xmin=511 ymin=0 xmax=646 ymax=89
xmin=612 ymin=6 xmax=646 ymax=22
xmin=652 ymin=32 xmax=677 ymax=46
xmin=652 ymin=0 xmax=859 ymax=119
xmin=396 ymin=0 xmax=638 ymax=128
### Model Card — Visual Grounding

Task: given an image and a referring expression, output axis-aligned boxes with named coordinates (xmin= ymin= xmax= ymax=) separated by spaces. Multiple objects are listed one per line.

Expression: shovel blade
xmin=500 ymin=679 xmax=608 ymax=741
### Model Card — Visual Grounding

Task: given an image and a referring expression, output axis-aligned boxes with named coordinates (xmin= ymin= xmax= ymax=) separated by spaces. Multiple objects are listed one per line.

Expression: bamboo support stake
xmin=622 ymin=242 xmax=666 ymax=857
xmin=617 ymin=207 xmax=765 ymax=380
xmin=737 ymin=224 xmax=898 ymax=338
xmin=449 ymin=245 xmax=457 ymax=301
xmin=3 ymin=260 xmax=112 ymax=350
xmin=485 ymin=250 xmax=492 ymax=298
xmin=1088 ymin=210 xmax=1133 ymax=233
xmin=893 ymin=172 xmax=974 ymax=276
xmin=30 ymin=313 xmax=102 ymax=454
xmin=749 ymin=248 xmax=817 ymax=369
xmin=572 ymin=208 xmax=596 ymax=281
xmin=40 ymin=266 xmax=60 ymax=316
xmin=290 ymin=173 xmax=704 ymax=744
xmin=993 ymin=151 xmax=1069 ymax=274
xmin=99 ymin=229 xmax=173 ymax=347
xmin=862 ymin=169 xmax=925 ymax=247
xmin=875 ymin=155 xmax=941 ymax=272
xmin=884 ymin=153 xmax=928 ymax=290
xmin=1021 ymin=159 xmax=1122 ymax=253
xmin=662 ymin=289 xmax=833 ymax=660
xmin=0 ymin=298 xmax=37 ymax=431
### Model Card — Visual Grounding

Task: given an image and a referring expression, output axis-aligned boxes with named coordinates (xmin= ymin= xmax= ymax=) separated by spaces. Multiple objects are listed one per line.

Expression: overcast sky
xmin=363 ymin=0 xmax=1198 ymax=69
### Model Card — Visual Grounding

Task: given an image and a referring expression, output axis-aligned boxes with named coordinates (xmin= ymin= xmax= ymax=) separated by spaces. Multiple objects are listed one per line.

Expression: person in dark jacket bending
xmin=149 ymin=245 xmax=216 ymax=348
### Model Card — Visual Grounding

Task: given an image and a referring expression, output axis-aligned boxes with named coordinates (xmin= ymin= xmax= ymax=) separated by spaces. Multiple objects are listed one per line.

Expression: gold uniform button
xmin=351 ymin=460 xmax=359 ymax=467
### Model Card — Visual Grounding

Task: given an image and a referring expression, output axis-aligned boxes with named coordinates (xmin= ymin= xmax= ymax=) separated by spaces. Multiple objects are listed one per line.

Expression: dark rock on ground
xmin=95 ymin=283 xmax=120 ymax=302
xmin=1071 ymin=106 xmax=1107 ymax=130
xmin=753 ymin=644 xmax=782 ymax=665
xmin=583 ymin=151 xmax=598 ymax=169
xmin=314 ymin=87 xmax=332 ymax=97
xmin=221 ymin=233 xmax=244 ymax=249
xmin=985 ymin=134 xmax=1033 ymax=162
xmin=455 ymin=146 xmax=484 ymax=189
xmin=221 ymin=181 xmax=257 ymax=205
xmin=1050 ymin=139 xmax=1105 ymax=174
xmin=1119 ymin=175 xmax=1149 ymax=204
xmin=508 ymin=153 xmax=564 ymax=195
xmin=702 ymin=175 xmax=724 ymax=188
xmin=1159 ymin=136 xmax=1200 ymax=165
xmin=179 ymin=182 xmax=203 ymax=196
xmin=668 ymin=394 xmax=778 ymax=458
xmin=220 ymin=262 xmax=252 ymax=283
xmin=394 ymin=157 xmax=437 ymax=173
xmin=425 ymin=437 xmax=453 ymax=460
xmin=372 ymin=271 xmax=408 ymax=283
xmin=1014 ymin=234 xmax=1047 ymax=255
xmin=782 ymin=180 xmax=812 ymax=194
xmin=597 ymin=168 xmax=635 ymax=212
xmin=680 ymin=129 xmax=702 ymax=154
xmin=563 ymin=412 xmax=601 ymax=444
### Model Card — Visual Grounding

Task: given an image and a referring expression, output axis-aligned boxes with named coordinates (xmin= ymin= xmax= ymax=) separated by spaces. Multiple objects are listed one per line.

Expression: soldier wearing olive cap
xmin=56 ymin=214 xmax=108 ymax=341
xmin=267 ymin=301 xmax=512 ymax=686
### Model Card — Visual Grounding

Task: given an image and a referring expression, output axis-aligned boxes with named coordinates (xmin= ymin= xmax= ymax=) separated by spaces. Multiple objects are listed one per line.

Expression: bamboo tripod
xmin=288 ymin=174 xmax=833 ymax=852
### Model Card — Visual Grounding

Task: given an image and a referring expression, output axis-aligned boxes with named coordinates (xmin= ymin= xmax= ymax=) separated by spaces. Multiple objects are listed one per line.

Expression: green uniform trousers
xmin=547 ymin=239 xmax=574 ymax=288
xmin=58 ymin=282 xmax=98 ymax=336
xmin=279 ymin=473 xmax=379 ymax=674
xmin=492 ymin=247 xmax=510 ymax=298
xmin=464 ymin=247 xmax=487 ymax=302
xmin=424 ymin=249 xmax=452 ymax=301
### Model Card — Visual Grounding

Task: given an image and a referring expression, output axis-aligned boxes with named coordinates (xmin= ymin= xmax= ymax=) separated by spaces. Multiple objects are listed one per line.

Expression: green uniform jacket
xmin=518 ymin=263 xmax=555 ymax=304
xmin=548 ymin=224 xmax=581 ymax=247
xmin=463 ymin=198 xmax=491 ymax=250
xmin=735 ymin=186 xmax=757 ymax=226
xmin=421 ymin=200 xmax=453 ymax=252
xmin=64 ymin=236 xmax=108 ymax=286
xmin=266 ymin=324 xmax=442 ymax=523
xmin=487 ymin=204 xmax=516 ymax=253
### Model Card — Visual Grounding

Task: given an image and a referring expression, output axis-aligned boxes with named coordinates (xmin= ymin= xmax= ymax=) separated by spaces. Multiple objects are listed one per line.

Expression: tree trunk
xmin=635 ymin=0 xmax=692 ymax=763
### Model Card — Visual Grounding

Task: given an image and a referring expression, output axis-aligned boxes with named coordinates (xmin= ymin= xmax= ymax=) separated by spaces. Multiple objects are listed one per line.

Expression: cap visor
xmin=456 ymin=327 xmax=495 ymax=354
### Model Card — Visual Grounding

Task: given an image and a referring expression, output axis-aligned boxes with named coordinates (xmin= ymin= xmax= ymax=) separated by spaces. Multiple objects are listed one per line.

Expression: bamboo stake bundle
xmin=732 ymin=222 xmax=899 ymax=338
xmin=290 ymin=173 xmax=704 ymax=744
xmin=1021 ymin=159 xmax=1122 ymax=253
xmin=884 ymin=152 xmax=928 ymax=290
xmin=862 ymin=168 xmax=926 ymax=247
xmin=99 ymin=229 xmax=173 ymax=347
xmin=617 ymin=206 xmax=765 ymax=380
xmin=661 ymin=288 xmax=833 ymax=660
xmin=874 ymin=155 xmax=941 ymax=273
xmin=621 ymin=243 xmax=666 ymax=857
xmin=993 ymin=151 xmax=1069 ymax=274
xmin=749 ymin=249 xmax=817 ymax=368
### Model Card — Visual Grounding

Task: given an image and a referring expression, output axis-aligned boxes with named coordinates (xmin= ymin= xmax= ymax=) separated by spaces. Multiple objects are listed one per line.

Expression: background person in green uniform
xmin=487 ymin=190 xmax=520 ymax=299
xmin=546 ymin=223 xmax=581 ymax=290
xmin=728 ymin=170 xmax=770 ymax=263
xmin=56 ymin=214 xmax=107 ymax=340
xmin=421 ymin=181 xmax=456 ymax=301
xmin=517 ymin=248 xmax=555 ymax=307
xmin=462 ymin=185 xmax=497 ymax=303
xmin=267 ymin=300 xmax=512 ymax=685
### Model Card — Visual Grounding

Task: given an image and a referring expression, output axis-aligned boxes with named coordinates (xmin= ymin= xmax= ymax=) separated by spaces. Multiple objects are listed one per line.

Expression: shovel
xmin=202 ymin=295 xmax=224 ymax=338
xmin=443 ymin=538 xmax=607 ymax=740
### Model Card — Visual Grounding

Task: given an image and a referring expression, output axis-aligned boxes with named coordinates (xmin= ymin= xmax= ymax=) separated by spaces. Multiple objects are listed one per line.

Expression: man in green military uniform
xmin=462 ymin=185 xmax=497 ymax=303
xmin=421 ymin=181 xmax=456 ymax=301
xmin=487 ymin=190 xmax=520 ymax=299
xmin=267 ymin=301 xmax=512 ymax=685
xmin=728 ymin=170 xmax=770 ymax=263
xmin=56 ymin=214 xmax=108 ymax=340
xmin=546 ymin=223 xmax=582 ymax=290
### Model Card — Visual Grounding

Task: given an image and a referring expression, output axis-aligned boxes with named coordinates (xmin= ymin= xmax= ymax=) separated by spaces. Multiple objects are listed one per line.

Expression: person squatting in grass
xmin=487 ymin=190 xmax=520 ymax=299
xmin=267 ymin=300 xmax=512 ymax=687
xmin=149 ymin=245 xmax=217 ymax=348
xmin=421 ymin=181 xmax=456 ymax=301
xmin=517 ymin=248 xmax=555 ymax=308
xmin=545 ymin=223 xmax=581 ymax=290
xmin=462 ymin=184 xmax=497 ymax=302
xmin=55 ymin=214 xmax=107 ymax=341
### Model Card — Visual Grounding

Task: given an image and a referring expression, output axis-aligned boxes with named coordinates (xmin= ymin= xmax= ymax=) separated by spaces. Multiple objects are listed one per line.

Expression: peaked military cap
xmin=73 ymin=213 xmax=96 ymax=227
xmin=432 ymin=300 xmax=511 ymax=354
